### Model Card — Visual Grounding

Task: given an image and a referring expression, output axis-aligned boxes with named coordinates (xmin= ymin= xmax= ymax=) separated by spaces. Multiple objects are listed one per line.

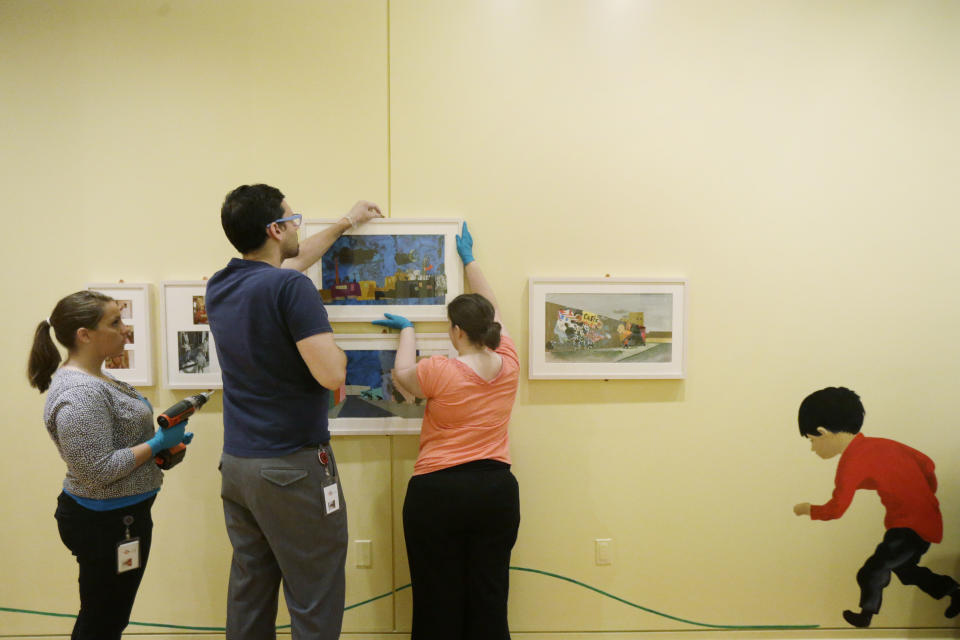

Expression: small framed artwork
xmin=87 ymin=283 xmax=154 ymax=387
xmin=528 ymin=277 xmax=688 ymax=380
xmin=161 ymin=281 xmax=222 ymax=389
xmin=301 ymin=218 xmax=464 ymax=322
xmin=329 ymin=333 xmax=455 ymax=435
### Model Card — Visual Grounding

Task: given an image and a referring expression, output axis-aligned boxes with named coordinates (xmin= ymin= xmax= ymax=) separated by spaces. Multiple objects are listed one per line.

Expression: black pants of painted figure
xmin=843 ymin=527 xmax=960 ymax=627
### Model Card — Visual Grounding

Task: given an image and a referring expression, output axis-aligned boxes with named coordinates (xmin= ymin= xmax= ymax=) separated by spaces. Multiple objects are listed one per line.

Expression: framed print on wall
xmin=161 ymin=281 xmax=222 ymax=389
xmin=329 ymin=333 xmax=455 ymax=435
xmin=87 ymin=282 xmax=154 ymax=387
xmin=528 ymin=277 xmax=688 ymax=380
xmin=301 ymin=218 xmax=464 ymax=322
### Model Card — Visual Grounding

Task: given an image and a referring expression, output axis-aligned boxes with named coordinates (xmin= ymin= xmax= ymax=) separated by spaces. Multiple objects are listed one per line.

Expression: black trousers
xmin=54 ymin=491 xmax=155 ymax=640
xmin=858 ymin=527 xmax=958 ymax=613
xmin=403 ymin=461 xmax=520 ymax=640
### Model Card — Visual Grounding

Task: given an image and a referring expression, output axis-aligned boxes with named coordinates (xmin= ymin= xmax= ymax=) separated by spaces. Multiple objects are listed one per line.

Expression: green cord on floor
xmin=0 ymin=566 xmax=818 ymax=632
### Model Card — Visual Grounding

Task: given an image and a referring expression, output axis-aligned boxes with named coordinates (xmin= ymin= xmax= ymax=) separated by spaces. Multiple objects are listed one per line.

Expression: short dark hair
xmin=798 ymin=386 xmax=865 ymax=437
xmin=220 ymin=184 xmax=286 ymax=253
xmin=448 ymin=293 xmax=501 ymax=350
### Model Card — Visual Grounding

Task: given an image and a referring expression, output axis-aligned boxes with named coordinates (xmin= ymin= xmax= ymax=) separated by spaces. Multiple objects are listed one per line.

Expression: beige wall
xmin=2 ymin=0 xmax=960 ymax=637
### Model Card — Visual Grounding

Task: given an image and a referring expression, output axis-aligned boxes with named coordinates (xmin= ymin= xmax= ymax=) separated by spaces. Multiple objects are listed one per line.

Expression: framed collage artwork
xmin=161 ymin=281 xmax=222 ymax=389
xmin=87 ymin=282 xmax=154 ymax=387
xmin=301 ymin=218 xmax=464 ymax=322
xmin=328 ymin=333 xmax=455 ymax=435
xmin=529 ymin=277 xmax=688 ymax=380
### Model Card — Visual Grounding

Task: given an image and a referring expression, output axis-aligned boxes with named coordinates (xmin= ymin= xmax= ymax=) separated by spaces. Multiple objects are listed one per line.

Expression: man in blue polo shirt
xmin=206 ymin=184 xmax=381 ymax=639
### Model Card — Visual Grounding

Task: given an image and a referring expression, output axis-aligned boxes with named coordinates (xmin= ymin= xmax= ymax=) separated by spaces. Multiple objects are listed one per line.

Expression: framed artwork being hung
xmin=161 ymin=281 xmax=221 ymax=389
xmin=87 ymin=282 xmax=154 ymax=387
xmin=528 ymin=277 xmax=688 ymax=380
xmin=328 ymin=333 xmax=455 ymax=435
xmin=301 ymin=218 xmax=464 ymax=322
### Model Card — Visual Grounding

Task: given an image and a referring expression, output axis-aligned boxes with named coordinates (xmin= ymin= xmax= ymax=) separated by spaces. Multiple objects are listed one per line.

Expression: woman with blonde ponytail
xmin=28 ymin=291 xmax=192 ymax=640
xmin=372 ymin=223 xmax=521 ymax=640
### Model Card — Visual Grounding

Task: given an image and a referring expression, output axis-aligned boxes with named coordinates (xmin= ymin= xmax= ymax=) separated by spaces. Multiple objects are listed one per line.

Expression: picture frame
xmin=528 ymin=277 xmax=688 ymax=380
xmin=301 ymin=218 xmax=464 ymax=322
xmin=329 ymin=333 xmax=455 ymax=435
xmin=161 ymin=281 xmax=222 ymax=389
xmin=87 ymin=282 xmax=154 ymax=387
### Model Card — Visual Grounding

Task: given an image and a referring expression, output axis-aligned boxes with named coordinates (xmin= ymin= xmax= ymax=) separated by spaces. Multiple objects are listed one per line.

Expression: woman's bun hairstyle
xmin=447 ymin=293 xmax=500 ymax=350
xmin=482 ymin=321 xmax=502 ymax=350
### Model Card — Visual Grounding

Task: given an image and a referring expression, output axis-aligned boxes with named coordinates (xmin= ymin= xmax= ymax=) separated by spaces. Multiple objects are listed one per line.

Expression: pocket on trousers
xmin=260 ymin=467 xmax=308 ymax=487
xmin=55 ymin=510 xmax=79 ymax=555
xmin=54 ymin=495 xmax=92 ymax=557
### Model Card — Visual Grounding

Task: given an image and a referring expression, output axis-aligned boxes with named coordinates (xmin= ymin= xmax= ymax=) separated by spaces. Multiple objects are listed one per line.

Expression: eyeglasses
xmin=266 ymin=213 xmax=302 ymax=229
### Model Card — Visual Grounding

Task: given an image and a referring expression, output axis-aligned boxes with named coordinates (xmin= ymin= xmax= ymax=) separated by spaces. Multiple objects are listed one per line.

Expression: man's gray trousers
xmin=220 ymin=445 xmax=348 ymax=639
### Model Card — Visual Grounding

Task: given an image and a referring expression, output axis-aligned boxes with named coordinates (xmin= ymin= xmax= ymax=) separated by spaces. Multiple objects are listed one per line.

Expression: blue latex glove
xmin=146 ymin=420 xmax=187 ymax=456
xmin=372 ymin=313 xmax=413 ymax=330
xmin=456 ymin=221 xmax=475 ymax=266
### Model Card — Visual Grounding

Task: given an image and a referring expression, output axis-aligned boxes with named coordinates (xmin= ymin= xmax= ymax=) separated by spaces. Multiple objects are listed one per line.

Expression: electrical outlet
xmin=356 ymin=540 xmax=372 ymax=568
xmin=595 ymin=538 xmax=612 ymax=565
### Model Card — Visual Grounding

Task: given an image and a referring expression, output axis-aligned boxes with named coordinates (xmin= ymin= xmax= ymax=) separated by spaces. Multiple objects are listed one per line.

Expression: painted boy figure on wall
xmin=793 ymin=386 xmax=960 ymax=628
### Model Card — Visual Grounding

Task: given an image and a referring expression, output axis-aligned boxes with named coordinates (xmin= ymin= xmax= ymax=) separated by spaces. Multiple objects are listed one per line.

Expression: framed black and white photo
xmin=161 ymin=281 xmax=221 ymax=389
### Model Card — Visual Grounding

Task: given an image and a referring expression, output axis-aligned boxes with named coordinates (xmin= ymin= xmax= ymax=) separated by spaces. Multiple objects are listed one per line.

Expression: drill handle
xmin=155 ymin=443 xmax=187 ymax=469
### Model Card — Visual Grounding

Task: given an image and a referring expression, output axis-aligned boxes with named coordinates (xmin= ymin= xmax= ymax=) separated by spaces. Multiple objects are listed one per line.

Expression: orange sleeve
xmin=496 ymin=335 xmax=519 ymax=367
xmin=416 ymin=355 xmax=450 ymax=398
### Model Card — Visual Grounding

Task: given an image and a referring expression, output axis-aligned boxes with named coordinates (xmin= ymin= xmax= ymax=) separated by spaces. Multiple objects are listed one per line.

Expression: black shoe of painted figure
xmin=842 ymin=609 xmax=873 ymax=628
xmin=946 ymin=590 xmax=960 ymax=618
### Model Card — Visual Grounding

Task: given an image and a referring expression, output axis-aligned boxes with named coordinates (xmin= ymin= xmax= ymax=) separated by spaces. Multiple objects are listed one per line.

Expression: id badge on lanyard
xmin=318 ymin=445 xmax=340 ymax=515
xmin=117 ymin=515 xmax=141 ymax=574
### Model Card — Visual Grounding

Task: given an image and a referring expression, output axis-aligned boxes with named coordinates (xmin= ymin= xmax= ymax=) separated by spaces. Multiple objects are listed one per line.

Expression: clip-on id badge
xmin=318 ymin=446 xmax=340 ymax=515
xmin=117 ymin=515 xmax=141 ymax=574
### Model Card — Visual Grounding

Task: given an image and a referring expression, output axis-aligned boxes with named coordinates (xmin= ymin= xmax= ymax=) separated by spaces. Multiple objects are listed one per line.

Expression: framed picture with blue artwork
xmin=328 ymin=333 xmax=455 ymax=435
xmin=528 ymin=277 xmax=688 ymax=380
xmin=302 ymin=218 xmax=464 ymax=322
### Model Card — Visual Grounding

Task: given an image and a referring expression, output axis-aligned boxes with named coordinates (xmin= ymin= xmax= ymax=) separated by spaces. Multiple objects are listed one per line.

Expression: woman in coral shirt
xmin=374 ymin=223 xmax=520 ymax=640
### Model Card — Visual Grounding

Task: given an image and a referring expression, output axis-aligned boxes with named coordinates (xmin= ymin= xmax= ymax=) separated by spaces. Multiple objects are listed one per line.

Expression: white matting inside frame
xmin=161 ymin=281 xmax=222 ymax=389
xmin=87 ymin=282 xmax=154 ymax=387
xmin=528 ymin=277 xmax=688 ymax=380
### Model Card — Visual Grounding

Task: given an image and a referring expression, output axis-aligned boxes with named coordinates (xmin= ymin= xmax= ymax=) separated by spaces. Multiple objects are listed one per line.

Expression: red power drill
xmin=155 ymin=390 xmax=215 ymax=469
